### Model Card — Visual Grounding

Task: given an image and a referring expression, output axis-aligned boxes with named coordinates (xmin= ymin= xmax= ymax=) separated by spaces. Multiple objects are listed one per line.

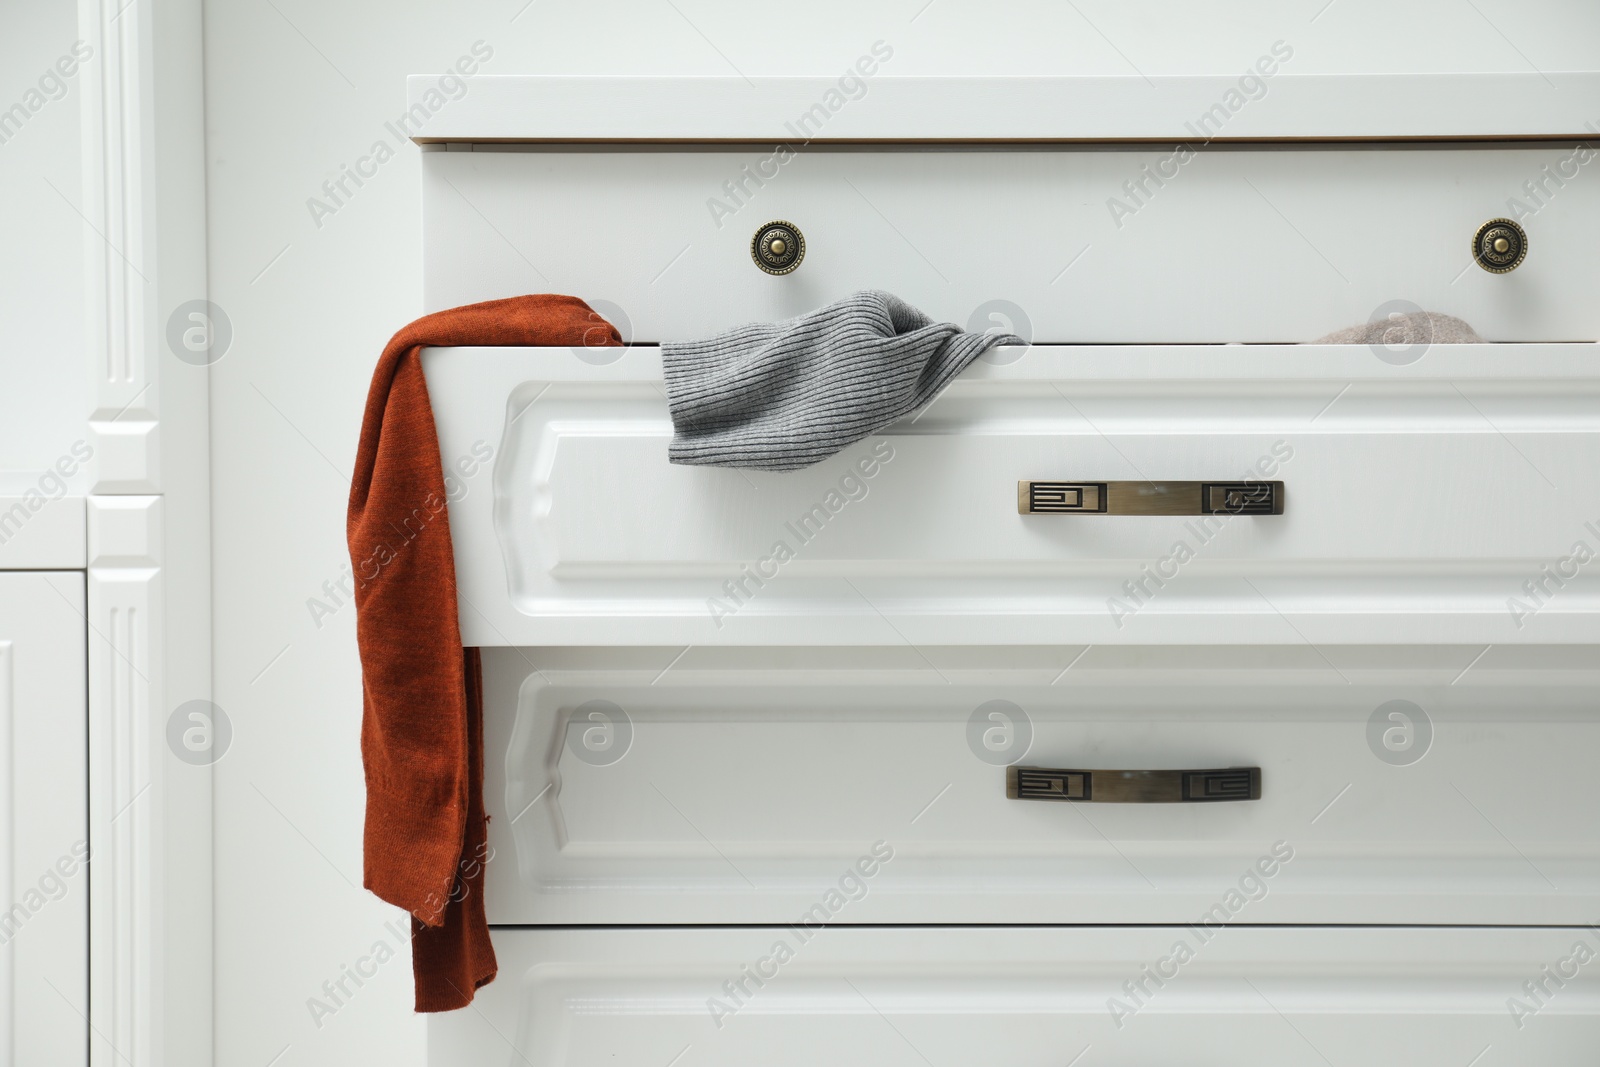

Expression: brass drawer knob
xmin=752 ymin=220 xmax=804 ymax=275
xmin=1472 ymin=217 xmax=1527 ymax=274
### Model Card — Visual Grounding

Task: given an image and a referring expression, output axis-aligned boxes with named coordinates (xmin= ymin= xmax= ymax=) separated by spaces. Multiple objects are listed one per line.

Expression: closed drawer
xmin=423 ymin=143 xmax=1599 ymax=344
xmin=425 ymin=345 xmax=1600 ymax=646
xmin=430 ymin=926 xmax=1600 ymax=1065
xmin=480 ymin=645 xmax=1600 ymax=926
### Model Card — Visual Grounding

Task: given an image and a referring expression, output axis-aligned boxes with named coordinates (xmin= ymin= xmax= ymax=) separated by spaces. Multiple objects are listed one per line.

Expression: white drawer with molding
xmin=431 ymin=926 xmax=1600 ymax=1065
xmin=477 ymin=644 xmax=1600 ymax=927
xmin=425 ymin=345 xmax=1600 ymax=647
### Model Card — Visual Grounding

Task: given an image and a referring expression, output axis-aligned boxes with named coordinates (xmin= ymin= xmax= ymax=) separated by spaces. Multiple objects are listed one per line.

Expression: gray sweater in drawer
xmin=663 ymin=290 xmax=1020 ymax=471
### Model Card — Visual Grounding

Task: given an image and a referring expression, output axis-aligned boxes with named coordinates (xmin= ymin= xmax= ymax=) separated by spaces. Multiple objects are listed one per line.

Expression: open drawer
xmin=431 ymin=926 xmax=1600 ymax=1065
xmin=425 ymin=344 xmax=1600 ymax=647
xmin=479 ymin=644 xmax=1600 ymax=926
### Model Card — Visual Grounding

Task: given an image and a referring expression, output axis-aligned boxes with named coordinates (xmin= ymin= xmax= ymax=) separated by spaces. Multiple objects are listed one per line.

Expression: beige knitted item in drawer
xmin=1311 ymin=311 xmax=1484 ymax=345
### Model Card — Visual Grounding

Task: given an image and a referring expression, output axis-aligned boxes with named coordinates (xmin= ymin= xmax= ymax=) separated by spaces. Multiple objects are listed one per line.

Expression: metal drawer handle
xmin=1018 ymin=480 xmax=1283 ymax=516
xmin=1008 ymin=765 xmax=1262 ymax=803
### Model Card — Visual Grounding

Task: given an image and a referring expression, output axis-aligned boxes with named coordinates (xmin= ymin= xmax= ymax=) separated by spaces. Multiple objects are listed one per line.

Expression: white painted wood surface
xmin=0 ymin=573 xmax=88 ymax=1067
xmin=0 ymin=496 xmax=85 ymax=569
xmin=76 ymin=1 xmax=213 ymax=1065
xmin=423 ymin=143 xmax=1600 ymax=344
xmin=425 ymin=344 xmax=1600 ymax=647
xmin=408 ymin=74 xmax=1600 ymax=143
xmin=477 ymin=645 xmax=1600 ymax=926
xmin=431 ymin=927 xmax=1600 ymax=1065
xmin=0 ymin=3 xmax=90 ymax=502
xmin=413 ymin=13 xmax=1600 ymax=1067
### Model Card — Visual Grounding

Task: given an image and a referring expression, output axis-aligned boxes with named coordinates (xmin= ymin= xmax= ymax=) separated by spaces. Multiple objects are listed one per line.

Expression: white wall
xmin=200 ymin=1 xmax=1593 ymax=1064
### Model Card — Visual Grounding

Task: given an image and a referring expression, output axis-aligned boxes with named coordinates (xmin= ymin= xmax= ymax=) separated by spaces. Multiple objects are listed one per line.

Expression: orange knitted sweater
xmin=348 ymin=295 xmax=620 ymax=1011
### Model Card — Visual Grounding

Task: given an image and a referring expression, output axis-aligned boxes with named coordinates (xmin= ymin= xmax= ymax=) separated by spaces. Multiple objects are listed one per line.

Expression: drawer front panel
xmin=480 ymin=646 xmax=1600 ymax=926
xmin=430 ymin=927 xmax=1600 ymax=1066
xmin=423 ymin=144 xmax=1600 ymax=344
xmin=426 ymin=346 xmax=1600 ymax=646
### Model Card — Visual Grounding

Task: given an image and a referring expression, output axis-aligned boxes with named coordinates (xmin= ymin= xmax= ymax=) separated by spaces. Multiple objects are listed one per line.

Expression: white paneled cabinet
xmin=419 ymin=68 xmax=1600 ymax=1067
xmin=2 ymin=0 xmax=208 ymax=1063
xmin=0 ymin=573 xmax=88 ymax=1067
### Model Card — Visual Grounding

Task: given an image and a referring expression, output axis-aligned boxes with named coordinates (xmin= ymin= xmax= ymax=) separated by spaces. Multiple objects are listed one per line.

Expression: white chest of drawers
xmin=420 ymin=69 xmax=1600 ymax=1064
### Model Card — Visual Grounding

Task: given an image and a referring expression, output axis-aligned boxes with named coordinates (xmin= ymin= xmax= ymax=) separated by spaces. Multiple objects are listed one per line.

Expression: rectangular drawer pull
xmin=1008 ymin=765 xmax=1262 ymax=803
xmin=1019 ymin=480 xmax=1283 ymax=516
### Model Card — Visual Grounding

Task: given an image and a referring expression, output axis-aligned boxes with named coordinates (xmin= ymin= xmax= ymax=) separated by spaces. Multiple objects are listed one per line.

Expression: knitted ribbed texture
xmin=662 ymin=291 xmax=1022 ymax=470
xmin=348 ymin=294 xmax=621 ymax=1012
xmin=1310 ymin=311 xmax=1484 ymax=345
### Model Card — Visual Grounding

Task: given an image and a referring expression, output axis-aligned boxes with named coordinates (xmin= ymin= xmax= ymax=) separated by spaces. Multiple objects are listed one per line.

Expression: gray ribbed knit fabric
xmin=662 ymin=290 xmax=1022 ymax=470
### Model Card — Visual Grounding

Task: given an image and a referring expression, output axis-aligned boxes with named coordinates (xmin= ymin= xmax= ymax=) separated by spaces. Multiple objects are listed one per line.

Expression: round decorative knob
xmin=752 ymin=220 xmax=804 ymax=275
xmin=1472 ymin=217 xmax=1527 ymax=274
